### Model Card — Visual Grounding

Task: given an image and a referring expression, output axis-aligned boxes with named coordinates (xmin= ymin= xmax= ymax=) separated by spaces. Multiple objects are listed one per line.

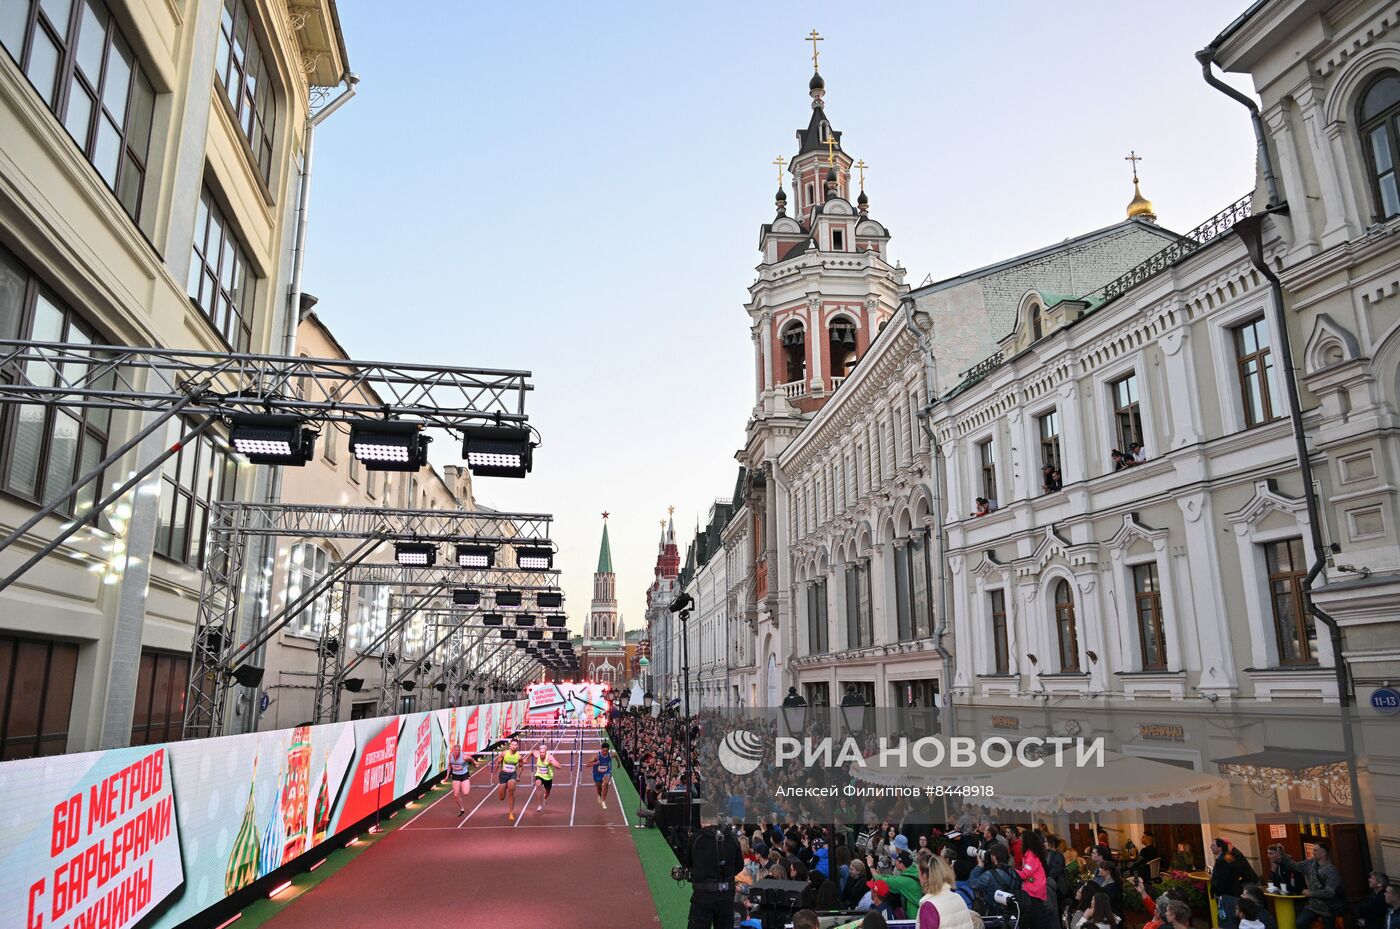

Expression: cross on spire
xmin=772 ymin=155 xmax=787 ymax=183
xmin=855 ymin=159 xmax=868 ymax=190
xmin=823 ymin=130 xmax=838 ymax=166
xmin=806 ymin=29 xmax=823 ymax=71
xmin=1125 ymin=149 xmax=1143 ymax=183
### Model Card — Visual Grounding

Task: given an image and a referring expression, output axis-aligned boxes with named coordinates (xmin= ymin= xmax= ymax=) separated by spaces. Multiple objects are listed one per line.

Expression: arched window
xmin=1053 ymin=579 xmax=1080 ymax=672
xmin=1359 ymin=72 xmax=1400 ymax=221
xmin=1030 ymin=302 xmax=1043 ymax=341
xmin=781 ymin=321 xmax=806 ymax=385
xmin=829 ymin=317 xmax=857 ymax=378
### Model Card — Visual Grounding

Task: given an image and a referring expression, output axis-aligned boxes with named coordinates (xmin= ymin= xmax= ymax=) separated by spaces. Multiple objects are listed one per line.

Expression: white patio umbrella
xmin=978 ymin=750 xmax=1228 ymax=813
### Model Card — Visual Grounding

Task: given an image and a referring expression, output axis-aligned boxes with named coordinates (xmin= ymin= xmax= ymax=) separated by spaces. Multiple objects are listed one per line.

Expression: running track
xmin=264 ymin=725 xmax=660 ymax=928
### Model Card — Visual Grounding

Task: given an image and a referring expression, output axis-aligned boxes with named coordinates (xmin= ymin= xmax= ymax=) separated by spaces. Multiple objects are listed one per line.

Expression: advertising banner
xmin=0 ymin=700 xmax=524 ymax=929
xmin=525 ymin=683 xmax=609 ymax=726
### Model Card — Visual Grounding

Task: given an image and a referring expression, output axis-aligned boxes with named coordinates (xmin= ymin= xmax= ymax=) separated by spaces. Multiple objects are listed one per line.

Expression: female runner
xmin=497 ymin=738 xmax=524 ymax=821
xmin=531 ymin=742 xmax=564 ymax=813
xmin=447 ymin=743 xmax=473 ymax=816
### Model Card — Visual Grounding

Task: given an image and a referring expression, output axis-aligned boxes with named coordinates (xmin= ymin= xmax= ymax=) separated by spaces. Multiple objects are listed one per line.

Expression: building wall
xmin=0 ymin=0 xmax=347 ymax=754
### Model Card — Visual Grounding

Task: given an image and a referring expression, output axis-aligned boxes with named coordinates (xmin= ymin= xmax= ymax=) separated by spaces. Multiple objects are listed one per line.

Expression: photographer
xmin=685 ymin=802 xmax=743 ymax=929
xmin=969 ymin=844 xmax=1023 ymax=916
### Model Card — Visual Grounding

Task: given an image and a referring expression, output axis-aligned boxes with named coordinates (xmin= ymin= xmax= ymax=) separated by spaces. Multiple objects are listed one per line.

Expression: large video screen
xmin=525 ymin=682 xmax=609 ymax=727
xmin=0 ymin=699 xmax=526 ymax=929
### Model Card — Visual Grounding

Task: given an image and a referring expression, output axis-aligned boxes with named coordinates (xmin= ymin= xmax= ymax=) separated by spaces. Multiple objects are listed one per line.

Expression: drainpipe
xmin=1234 ymin=213 xmax=1364 ymax=826
xmin=1196 ymin=47 xmax=1280 ymax=208
xmin=903 ymin=296 xmax=956 ymax=738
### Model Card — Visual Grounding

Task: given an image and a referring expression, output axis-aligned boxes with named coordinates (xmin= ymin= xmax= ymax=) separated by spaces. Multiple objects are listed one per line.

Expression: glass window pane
xmin=215 ymin=31 xmax=230 ymax=85
xmin=38 ymin=643 xmax=76 ymax=747
xmin=9 ymin=405 xmax=46 ymax=496
xmin=1381 ymin=173 xmax=1400 ymax=219
xmin=127 ymin=72 xmax=153 ymax=159
xmin=39 ymin=0 xmax=73 ymax=36
xmin=6 ymin=641 xmax=48 ymax=752
xmin=1371 ymin=126 xmax=1394 ymax=173
xmin=75 ymin=0 xmax=106 ymax=80
xmin=0 ymin=248 xmax=25 ymax=340
xmin=43 ymin=411 xmax=80 ymax=505
xmin=92 ymin=115 xmax=120 ymax=185
xmin=25 ymin=30 xmax=62 ymax=106
xmin=1361 ymin=75 xmax=1400 ymax=122
xmin=168 ymin=493 xmax=187 ymax=559
xmin=63 ymin=84 xmax=94 ymax=145
xmin=74 ymin=430 xmax=103 ymax=513
xmin=101 ymin=34 xmax=131 ymax=117
xmin=116 ymin=155 xmax=141 ymax=217
xmin=0 ymin=1 xmax=27 ymax=54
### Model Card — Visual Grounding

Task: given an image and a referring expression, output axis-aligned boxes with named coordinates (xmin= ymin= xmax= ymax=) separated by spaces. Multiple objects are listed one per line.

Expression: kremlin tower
xmin=579 ymin=514 xmax=625 ymax=684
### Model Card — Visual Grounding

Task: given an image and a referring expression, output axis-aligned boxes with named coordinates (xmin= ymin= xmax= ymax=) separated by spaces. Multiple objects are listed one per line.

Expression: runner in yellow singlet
xmin=496 ymin=738 xmax=523 ymax=821
xmin=530 ymin=743 xmax=564 ymax=813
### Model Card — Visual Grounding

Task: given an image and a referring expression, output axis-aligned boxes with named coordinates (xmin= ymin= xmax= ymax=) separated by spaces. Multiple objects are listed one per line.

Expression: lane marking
xmin=611 ymin=779 xmax=630 ymax=827
xmin=457 ymin=734 xmax=543 ymax=828
xmin=403 ymin=787 xmax=452 ymax=828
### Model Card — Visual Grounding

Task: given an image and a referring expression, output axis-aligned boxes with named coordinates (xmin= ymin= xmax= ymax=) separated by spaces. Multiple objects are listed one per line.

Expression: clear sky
xmin=302 ymin=2 xmax=1260 ymax=636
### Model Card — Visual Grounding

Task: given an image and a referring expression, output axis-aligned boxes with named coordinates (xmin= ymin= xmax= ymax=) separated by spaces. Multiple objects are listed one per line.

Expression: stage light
xmin=343 ymin=678 xmax=365 ymax=692
xmin=514 ymin=546 xmax=553 ymax=570
xmin=229 ymin=414 xmax=316 ymax=466
xmin=536 ymin=591 xmax=563 ymax=609
xmin=400 ymin=680 xmax=416 ymax=692
xmin=434 ymin=682 xmax=447 ymax=693
xmin=500 ymin=629 xmax=517 ymax=639
xmin=545 ymin=614 xmax=567 ymax=627
xmin=461 ymin=423 xmax=532 ymax=478
xmin=551 ymin=630 xmax=568 ymax=641
xmin=453 ymin=588 xmax=480 ymax=606
xmin=349 ymin=420 xmax=430 ymax=471
xmin=482 ymin=613 xmax=504 ymax=626
xmin=317 ymin=636 xmax=339 ymax=657
xmin=456 ymin=544 xmax=495 ymax=568
xmin=394 ymin=541 xmax=437 ymax=566
xmin=526 ymin=629 xmax=544 ymax=640
xmin=232 ymin=665 xmax=264 ymax=687
xmin=495 ymin=590 xmax=522 ymax=608
xmin=513 ymin=640 xmax=528 ymax=648
xmin=513 ymin=613 xmax=535 ymax=627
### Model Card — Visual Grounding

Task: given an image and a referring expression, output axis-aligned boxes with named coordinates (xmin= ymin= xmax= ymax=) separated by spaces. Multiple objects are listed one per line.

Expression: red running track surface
xmin=264 ymin=726 xmax=659 ymax=929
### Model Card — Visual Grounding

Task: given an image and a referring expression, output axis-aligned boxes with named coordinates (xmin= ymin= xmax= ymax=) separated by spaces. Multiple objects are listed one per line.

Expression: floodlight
xmin=434 ymin=683 xmax=447 ymax=693
xmin=461 ymin=423 xmax=532 ymax=478
xmin=495 ymin=590 xmax=522 ymax=608
xmin=400 ymin=680 xmax=416 ymax=692
xmin=456 ymin=544 xmax=495 ymax=569
xmin=513 ymin=640 xmax=528 ymax=648
xmin=343 ymin=678 xmax=365 ymax=692
xmin=514 ymin=546 xmax=553 ymax=570
xmin=453 ymin=588 xmax=480 ymax=606
xmin=317 ymin=636 xmax=339 ymax=657
xmin=545 ymin=614 xmax=567 ymax=628
xmin=551 ymin=630 xmax=568 ymax=641
xmin=500 ymin=629 xmax=518 ymax=639
xmin=482 ymin=613 xmax=504 ymax=626
xmin=232 ymin=665 xmax=265 ymax=687
xmin=394 ymin=541 xmax=438 ymax=566
xmin=537 ymin=591 xmax=563 ymax=609
xmin=349 ymin=420 xmax=430 ymax=471
xmin=526 ymin=629 xmax=544 ymax=640
xmin=229 ymin=414 xmax=316 ymax=466
xmin=513 ymin=613 xmax=535 ymax=627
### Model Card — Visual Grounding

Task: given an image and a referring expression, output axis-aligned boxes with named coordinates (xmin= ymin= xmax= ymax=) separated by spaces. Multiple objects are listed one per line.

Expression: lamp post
xmin=669 ymin=592 xmax=697 ymax=831
xmin=840 ymin=684 xmax=868 ymax=735
xmin=781 ymin=686 xmax=808 ymax=738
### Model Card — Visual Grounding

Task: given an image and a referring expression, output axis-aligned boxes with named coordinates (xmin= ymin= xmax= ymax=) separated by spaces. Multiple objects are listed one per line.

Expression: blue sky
xmin=303 ymin=2 xmax=1259 ymax=634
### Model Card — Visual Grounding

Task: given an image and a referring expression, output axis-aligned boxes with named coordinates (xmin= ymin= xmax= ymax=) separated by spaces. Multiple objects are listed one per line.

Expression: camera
xmin=671 ymin=866 xmax=691 ymax=882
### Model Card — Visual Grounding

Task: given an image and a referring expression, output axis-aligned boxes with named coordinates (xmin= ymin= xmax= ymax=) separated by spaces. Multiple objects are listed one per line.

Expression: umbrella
xmin=979 ymin=750 xmax=1227 ymax=813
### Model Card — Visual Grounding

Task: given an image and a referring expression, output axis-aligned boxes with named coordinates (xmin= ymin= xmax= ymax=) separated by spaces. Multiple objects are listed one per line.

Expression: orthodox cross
xmin=824 ymin=131 xmax=838 ymax=166
xmin=855 ymin=159 xmax=868 ymax=190
xmin=1125 ymin=149 xmax=1143 ymax=183
xmin=772 ymin=155 xmax=786 ymax=183
xmin=667 ymin=505 xmax=675 ymax=516
xmin=807 ymin=29 xmax=823 ymax=70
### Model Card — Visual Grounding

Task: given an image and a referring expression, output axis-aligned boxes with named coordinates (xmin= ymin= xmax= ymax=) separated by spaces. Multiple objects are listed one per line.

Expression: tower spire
xmin=597 ymin=513 xmax=613 ymax=574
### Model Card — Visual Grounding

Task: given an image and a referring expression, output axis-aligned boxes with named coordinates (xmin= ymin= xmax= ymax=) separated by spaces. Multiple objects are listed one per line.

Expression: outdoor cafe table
xmin=1264 ymin=889 xmax=1308 ymax=929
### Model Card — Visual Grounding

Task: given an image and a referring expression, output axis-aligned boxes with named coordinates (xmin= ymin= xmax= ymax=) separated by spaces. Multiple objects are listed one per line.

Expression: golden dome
xmin=1127 ymin=180 xmax=1156 ymax=222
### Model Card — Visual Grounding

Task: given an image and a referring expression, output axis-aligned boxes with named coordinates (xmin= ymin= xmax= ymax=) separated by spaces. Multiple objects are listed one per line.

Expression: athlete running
xmin=447 ymin=743 xmax=473 ymax=816
xmin=496 ymin=738 xmax=523 ymax=821
xmin=530 ymin=743 xmax=563 ymax=813
xmin=591 ymin=743 xmax=613 ymax=809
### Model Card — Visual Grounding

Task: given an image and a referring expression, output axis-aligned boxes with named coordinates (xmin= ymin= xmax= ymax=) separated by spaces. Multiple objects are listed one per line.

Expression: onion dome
xmin=775 ymin=186 xmax=788 ymax=216
xmin=809 ymin=70 xmax=825 ymax=92
xmin=857 ymin=189 xmax=869 ymax=214
xmin=1126 ymin=180 xmax=1156 ymax=223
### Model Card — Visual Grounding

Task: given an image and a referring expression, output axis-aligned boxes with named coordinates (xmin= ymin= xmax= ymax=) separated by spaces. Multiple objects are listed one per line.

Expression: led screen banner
xmin=525 ymin=683 xmax=609 ymax=726
xmin=0 ymin=699 xmax=524 ymax=929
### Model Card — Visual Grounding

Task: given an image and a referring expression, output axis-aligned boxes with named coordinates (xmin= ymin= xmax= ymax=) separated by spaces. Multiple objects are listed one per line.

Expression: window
xmin=214 ymin=0 xmax=277 ymax=182
xmin=287 ymin=542 xmax=333 ymax=637
xmin=909 ymin=531 xmax=933 ymax=639
xmin=894 ymin=543 xmax=912 ymax=641
xmin=1359 ymin=72 xmax=1400 ymax=221
xmin=806 ymin=579 xmax=828 ymax=654
xmin=1132 ymin=563 xmax=1168 ymax=671
xmin=832 ymin=229 xmax=844 ymax=251
xmin=781 ymin=322 xmax=806 ymax=385
xmin=1038 ymin=410 xmax=1062 ymax=481
xmin=977 ymin=438 xmax=997 ymax=502
xmin=187 ymin=187 xmax=256 ymax=352
xmin=154 ymin=421 xmax=235 ymax=566
xmin=130 ymin=649 xmax=189 ymax=745
xmin=1053 ymin=579 xmax=1080 ymax=672
xmin=988 ymin=590 xmax=1010 ymax=674
xmin=1265 ymin=538 xmax=1316 ymax=665
xmin=1234 ymin=316 xmax=1275 ymax=428
xmin=1111 ymin=372 xmax=1144 ymax=452
xmin=0 ymin=634 xmax=79 ymax=759
xmin=829 ymin=318 xmax=857 ymax=378
xmin=845 ymin=560 xmax=872 ymax=649
xmin=1030 ymin=302 xmax=1043 ymax=341
xmin=0 ymin=249 xmax=113 ymax=515
xmin=0 ymin=0 xmax=155 ymax=223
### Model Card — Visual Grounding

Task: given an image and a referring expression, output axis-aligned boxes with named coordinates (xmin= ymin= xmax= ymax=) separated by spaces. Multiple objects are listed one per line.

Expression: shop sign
xmin=1370 ymin=687 xmax=1400 ymax=716
xmin=1139 ymin=723 xmax=1185 ymax=742
xmin=990 ymin=715 xmax=1019 ymax=730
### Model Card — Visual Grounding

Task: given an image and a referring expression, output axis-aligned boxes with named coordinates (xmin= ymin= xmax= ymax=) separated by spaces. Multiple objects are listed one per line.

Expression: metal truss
xmin=0 ymin=339 xmax=532 ymax=426
xmin=185 ymin=501 xmax=554 ymax=738
xmin=343 ymin=564 xmax=561 ymax=589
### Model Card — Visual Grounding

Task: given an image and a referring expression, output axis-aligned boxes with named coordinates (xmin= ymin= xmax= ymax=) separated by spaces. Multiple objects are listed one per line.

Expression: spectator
xmin=862 ymin=913 xmax=890 ymax=929
xmin=1075 ymin=892 xmax=1121 ymax=929
xmin=1172 ymin=843 xmax=1197 ymax=871
xmin=1296 ymin=840 xmax=1342 ymax=929
xmin=816 ymin=880 xmax=843 ymax=911
xmin=1018 ymin=829 xmax=1061 ymax=929
xmin=968 ymin=843 xmax=1021 ymax=915
xmin=863 ymin=877 xmax=901 ymax=919
xmin=971 ymin=497 xmax=991 ymax=517
xmin=1378 ymin=883 xmax=1399 ymax=929
xmin=1042 ymin=465 xmax=1062 ymax=493
xmin=1111 ymin=449 xmax=1128 ymax=472
xmin=1166 ymin=900 xmax=1194 ymax=929
xmin=1357 ymin=872 xmax=1390 ymax=928
xmin=1241 ymin=886 xmax=1277 ymax=929
xmin=886 ymin=849 xmax=924 ymax=918
xmin=1239 ymin=896 xmax=1267 ymax=929
xmin=1136 ymin=833 xmax=1160 ymax=878
xmin=1209 ymin=837 xmax=1257 ymax=928
xmin=793 ymin=910 xmax=821 ymax=929
xmin=843 ymin=858 xmax=870 ymax=909
xmin=916 ymin=849 xmax=975 ymax=929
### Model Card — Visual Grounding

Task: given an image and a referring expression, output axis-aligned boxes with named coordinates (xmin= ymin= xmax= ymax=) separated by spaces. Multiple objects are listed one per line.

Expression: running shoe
xmin=508 ymin=812 xmax=515 ymax=821
xmin=457 ymin=809 xmax=465 ymax=817
xmin=602 ymin=800 xmax=607 ymax=810
xmin=536 ymin=804 xmax=543 ymax=812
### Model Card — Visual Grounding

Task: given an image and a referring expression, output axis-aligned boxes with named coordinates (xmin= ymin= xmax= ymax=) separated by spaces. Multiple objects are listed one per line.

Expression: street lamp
xmin=668 ymin=591 xmax=697 ymax=831
xmin=781 ymin=686 xmax=808 ymax=738
xmin=840 ymin=684 xmax=868 ymax=734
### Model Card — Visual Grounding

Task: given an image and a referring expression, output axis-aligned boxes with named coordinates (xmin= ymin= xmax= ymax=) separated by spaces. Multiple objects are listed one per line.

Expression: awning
xmin=978 ymin=750 xmax=1228 ymax=814
xmin=850 ymin=754 xmax=1008 ymax=788
xmin=1215 ymin=747 xmax=1351 ymax=802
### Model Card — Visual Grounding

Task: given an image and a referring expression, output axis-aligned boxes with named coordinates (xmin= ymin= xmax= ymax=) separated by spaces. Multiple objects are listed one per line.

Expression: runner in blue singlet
xmin=591 ymin=744 xmax=613 ymax=809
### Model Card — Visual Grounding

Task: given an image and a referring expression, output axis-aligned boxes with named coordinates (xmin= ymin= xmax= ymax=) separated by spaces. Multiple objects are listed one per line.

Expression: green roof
xmin=597 ymin=522 xmax=613 ymax=574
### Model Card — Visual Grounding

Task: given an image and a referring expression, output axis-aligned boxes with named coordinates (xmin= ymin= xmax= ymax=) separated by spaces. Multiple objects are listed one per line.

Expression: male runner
xmin=531 ymin=742 xmax=564 ymax=813
xmin=497 ymin=738 xmax=523 ymax=821
xmin=591 ymin=743 xmax=613 ymax=809
xmin=447 ymin=743 xmax=473 ymax=816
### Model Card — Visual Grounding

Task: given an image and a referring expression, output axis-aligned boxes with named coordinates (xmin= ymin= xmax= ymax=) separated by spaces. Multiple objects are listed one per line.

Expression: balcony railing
xmin=829 ymin=375 xmax=846 ymax=391
xmin=781 ymin=380 xmax=806 ymax=399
